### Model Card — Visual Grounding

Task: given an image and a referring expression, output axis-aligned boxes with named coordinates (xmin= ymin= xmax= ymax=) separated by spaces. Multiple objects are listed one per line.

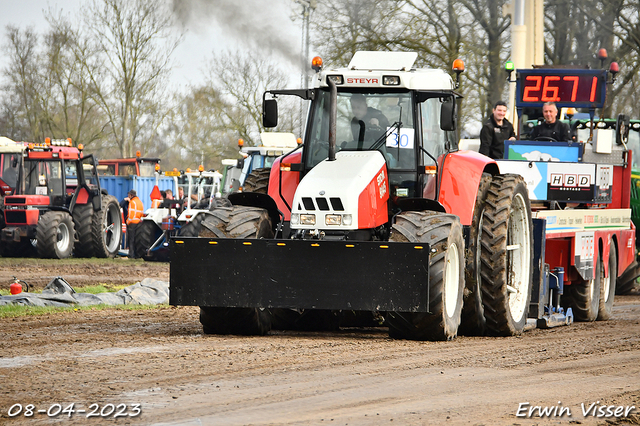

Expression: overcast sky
xmin=0 ymin=0 xmax=304 ymax=89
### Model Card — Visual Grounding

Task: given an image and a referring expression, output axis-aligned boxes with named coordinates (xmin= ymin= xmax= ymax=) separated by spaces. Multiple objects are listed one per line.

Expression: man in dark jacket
xmin=479 ymin=100 xmax=517 ymax=159
xmin=530 ymin=102 xmax=570 ymax=141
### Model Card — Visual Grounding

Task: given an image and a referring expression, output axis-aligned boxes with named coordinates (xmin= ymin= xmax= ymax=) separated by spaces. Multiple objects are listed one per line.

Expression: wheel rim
xmin=602 ymin=261 xmax=611 ymax=302
xmin=506 ymin=193 xmax=531 ymax=322
xmin=445 ymin=242 xmax=461 ymax=318
xmin=57 ymin=222 xmax=70 ymax=252
xmin=103 ymin=203 xmax=122 ymax=253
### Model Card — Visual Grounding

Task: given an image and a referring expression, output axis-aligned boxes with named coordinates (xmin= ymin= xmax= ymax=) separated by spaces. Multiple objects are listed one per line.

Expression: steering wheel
xmin=534 ymin=136 xmax=558 ymax=142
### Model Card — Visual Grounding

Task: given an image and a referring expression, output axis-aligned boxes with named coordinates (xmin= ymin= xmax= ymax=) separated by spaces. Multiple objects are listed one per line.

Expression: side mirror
xmin=263 ymin=99 xmax=278 ymax=128
xmin=440 ymin=97 xmax=457 ymax=131
xmin=616 ymin=113 xmax=630 ymax=145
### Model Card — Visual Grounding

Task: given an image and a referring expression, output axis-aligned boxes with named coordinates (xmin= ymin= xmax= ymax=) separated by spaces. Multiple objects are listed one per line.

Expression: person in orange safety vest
xmin=125 ymin=189 xmax=144 ymax=258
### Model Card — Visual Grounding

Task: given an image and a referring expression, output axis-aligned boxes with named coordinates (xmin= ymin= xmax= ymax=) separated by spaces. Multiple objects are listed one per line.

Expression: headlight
xmin=300 ymin=214 xmax=316 ymax=225
xmin=343 ymin=214 xmax=352 ymax=226
xmin=291 ymin=213 xmax=300 ymax=225
xmin=325 ymin=214 xmax=341 ymax=225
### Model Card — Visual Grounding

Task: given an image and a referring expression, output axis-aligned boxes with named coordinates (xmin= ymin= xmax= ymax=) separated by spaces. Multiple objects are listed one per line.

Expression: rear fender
xmin=438 ymin=150 xmax=498 ymax=226
xmin=268 ymin=152 xmax=302 ymax=220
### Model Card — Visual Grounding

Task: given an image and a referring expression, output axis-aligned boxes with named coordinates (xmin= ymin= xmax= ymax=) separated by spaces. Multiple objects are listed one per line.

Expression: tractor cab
xmin=17 ymin=140 xmax=98 ymax=208
xmin=262 ymin=51 xmax=463 ymax=233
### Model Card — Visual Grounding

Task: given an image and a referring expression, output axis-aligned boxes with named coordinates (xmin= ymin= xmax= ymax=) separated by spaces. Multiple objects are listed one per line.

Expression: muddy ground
xmin=0 ymin=258 xmax=639 ymax=426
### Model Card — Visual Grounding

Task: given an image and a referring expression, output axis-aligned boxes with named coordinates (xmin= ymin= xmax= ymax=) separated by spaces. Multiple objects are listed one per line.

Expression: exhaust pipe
xmin=328 ymin=78 xmax=337 ymax=161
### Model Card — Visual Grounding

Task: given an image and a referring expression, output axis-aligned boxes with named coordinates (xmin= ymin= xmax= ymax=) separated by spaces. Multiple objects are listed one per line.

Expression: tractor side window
xmin=264 ymin=156 xmax=276 ymax=168
xmin=420 ymin=97 xmax=447 ymax=166
xmin=119 ymin=164 xmax=136 ymax=176
xmin=251 ymin=154 xmax=263 ymax=170
xmin=139 ymin=162 xmax=155 ymax=177
xmin=65 ymin=162 xmax=78 ymax=190
xmin=101 ymin=164 xmax=116 ymax=176
xmin=0 ymin=153 xmax=20 ymax=189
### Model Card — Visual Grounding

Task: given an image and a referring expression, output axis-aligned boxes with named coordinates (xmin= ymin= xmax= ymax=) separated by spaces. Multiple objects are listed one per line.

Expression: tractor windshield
xmin=23 ymin=159 xmax=64 ymax=201
xmin=306 ymin=90 xmax=415 ymax=169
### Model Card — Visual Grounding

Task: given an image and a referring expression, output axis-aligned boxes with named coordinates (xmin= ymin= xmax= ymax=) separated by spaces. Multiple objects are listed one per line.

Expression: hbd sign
xmin=549 ymin=173 xmax=591 ymax=188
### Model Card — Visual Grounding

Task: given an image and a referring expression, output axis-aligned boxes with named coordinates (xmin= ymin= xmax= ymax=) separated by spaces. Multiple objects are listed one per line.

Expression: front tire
xmin=386 ymin=211 xmax=465 ymax=341
xmin=480 ymin=174 xmax=533 ymax=336
xmin=36 ymin=212 xmax=75 ymax=259
xmin=92 ymin=195 xmax=122 ymax=258
xmin=198 ymin=206 xmax=274 ymax=336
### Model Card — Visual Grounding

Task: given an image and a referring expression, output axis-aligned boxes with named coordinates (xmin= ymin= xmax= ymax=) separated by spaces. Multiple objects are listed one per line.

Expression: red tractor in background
xmin=1 ymin=138 xmax=122 ymax=259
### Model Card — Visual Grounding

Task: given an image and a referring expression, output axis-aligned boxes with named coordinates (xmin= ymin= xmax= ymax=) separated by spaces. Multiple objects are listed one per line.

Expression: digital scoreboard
xmin=515 ymin=69 xmax=607 ymax=109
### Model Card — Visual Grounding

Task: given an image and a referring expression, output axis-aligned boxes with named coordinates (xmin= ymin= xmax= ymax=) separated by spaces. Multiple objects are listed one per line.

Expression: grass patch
xmin=0 ymin=284 xmax=129 ymax=296
xmin=0 ymin=303 xmax=161 ymax=319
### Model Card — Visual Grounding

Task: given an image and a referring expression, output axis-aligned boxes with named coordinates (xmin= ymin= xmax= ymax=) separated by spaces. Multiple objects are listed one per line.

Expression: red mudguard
xmin=437 ymin=150 xmax=498 ymax=226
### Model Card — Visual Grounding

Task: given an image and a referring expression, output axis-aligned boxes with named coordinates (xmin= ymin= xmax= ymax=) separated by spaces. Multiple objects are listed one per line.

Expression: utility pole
xmin=292 ymin=0 xmax=317 ymax=136
xmin=503 ymin=0 xmax=544 ymax=128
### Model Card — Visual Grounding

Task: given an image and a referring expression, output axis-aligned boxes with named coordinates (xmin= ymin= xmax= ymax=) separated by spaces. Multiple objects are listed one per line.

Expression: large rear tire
xmin=480 ymin=174 xmax=533 ymax=336
xmin=135 ymin=220 xmax=158 ymax=261
xmin=198 ymin=205 xmax=274 ymax=336
xmin=459 ymin=173 xmax=492 ymax=336
xmin=92 ymin=195 xmax=122 ymax=258
xmin=72 ymin=203 xmax=94 ymax=258
xmin=242 ymin=168 xmax=270 ymax=194
xmin=386 ymin=211 xmax=465 ymax=341
xmin=598 ymin=246 xmax=617 ymax=320
xmin=36 ymin=212 xmax=75 ymax=259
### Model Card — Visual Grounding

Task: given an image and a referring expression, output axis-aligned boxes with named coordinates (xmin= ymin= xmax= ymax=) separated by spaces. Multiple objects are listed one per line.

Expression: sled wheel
xmin=598 ymin=245 xmax=617 ymax=320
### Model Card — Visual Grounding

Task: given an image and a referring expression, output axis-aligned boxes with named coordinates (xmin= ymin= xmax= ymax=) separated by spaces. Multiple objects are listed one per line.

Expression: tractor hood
xmin=290 ymin=150 xmax=389 ymax=231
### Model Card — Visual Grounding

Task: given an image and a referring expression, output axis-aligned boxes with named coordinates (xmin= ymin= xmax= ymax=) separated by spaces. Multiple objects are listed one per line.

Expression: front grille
xmin=330 ymin=197 xmax=344 ymax=211
xmin=316 ymin=197 xmax=330 ymax=211
xmin=302 ymin=197 xmax=315 ymax=211
xmin=5 ymin=210 xmax=27 ymax=224
xmin=5 ymin=197 xmax=26 ymax=205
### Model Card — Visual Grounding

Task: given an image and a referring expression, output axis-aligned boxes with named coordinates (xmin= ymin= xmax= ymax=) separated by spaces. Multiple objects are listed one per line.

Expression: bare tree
xmin=205 ymin=50 xmax=301 ymax=146
xmin=164 ymin=85 xmax=239 ymax=171
xmin=83 ymin=0 xmax=182 ymax=157
xmin=1 ymin=26 xmax=43 ymax=141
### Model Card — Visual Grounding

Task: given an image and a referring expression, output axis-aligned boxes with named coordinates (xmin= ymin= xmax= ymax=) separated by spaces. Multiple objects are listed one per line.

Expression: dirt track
xmin=0 ymin=259 xmax=639 ymax=425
